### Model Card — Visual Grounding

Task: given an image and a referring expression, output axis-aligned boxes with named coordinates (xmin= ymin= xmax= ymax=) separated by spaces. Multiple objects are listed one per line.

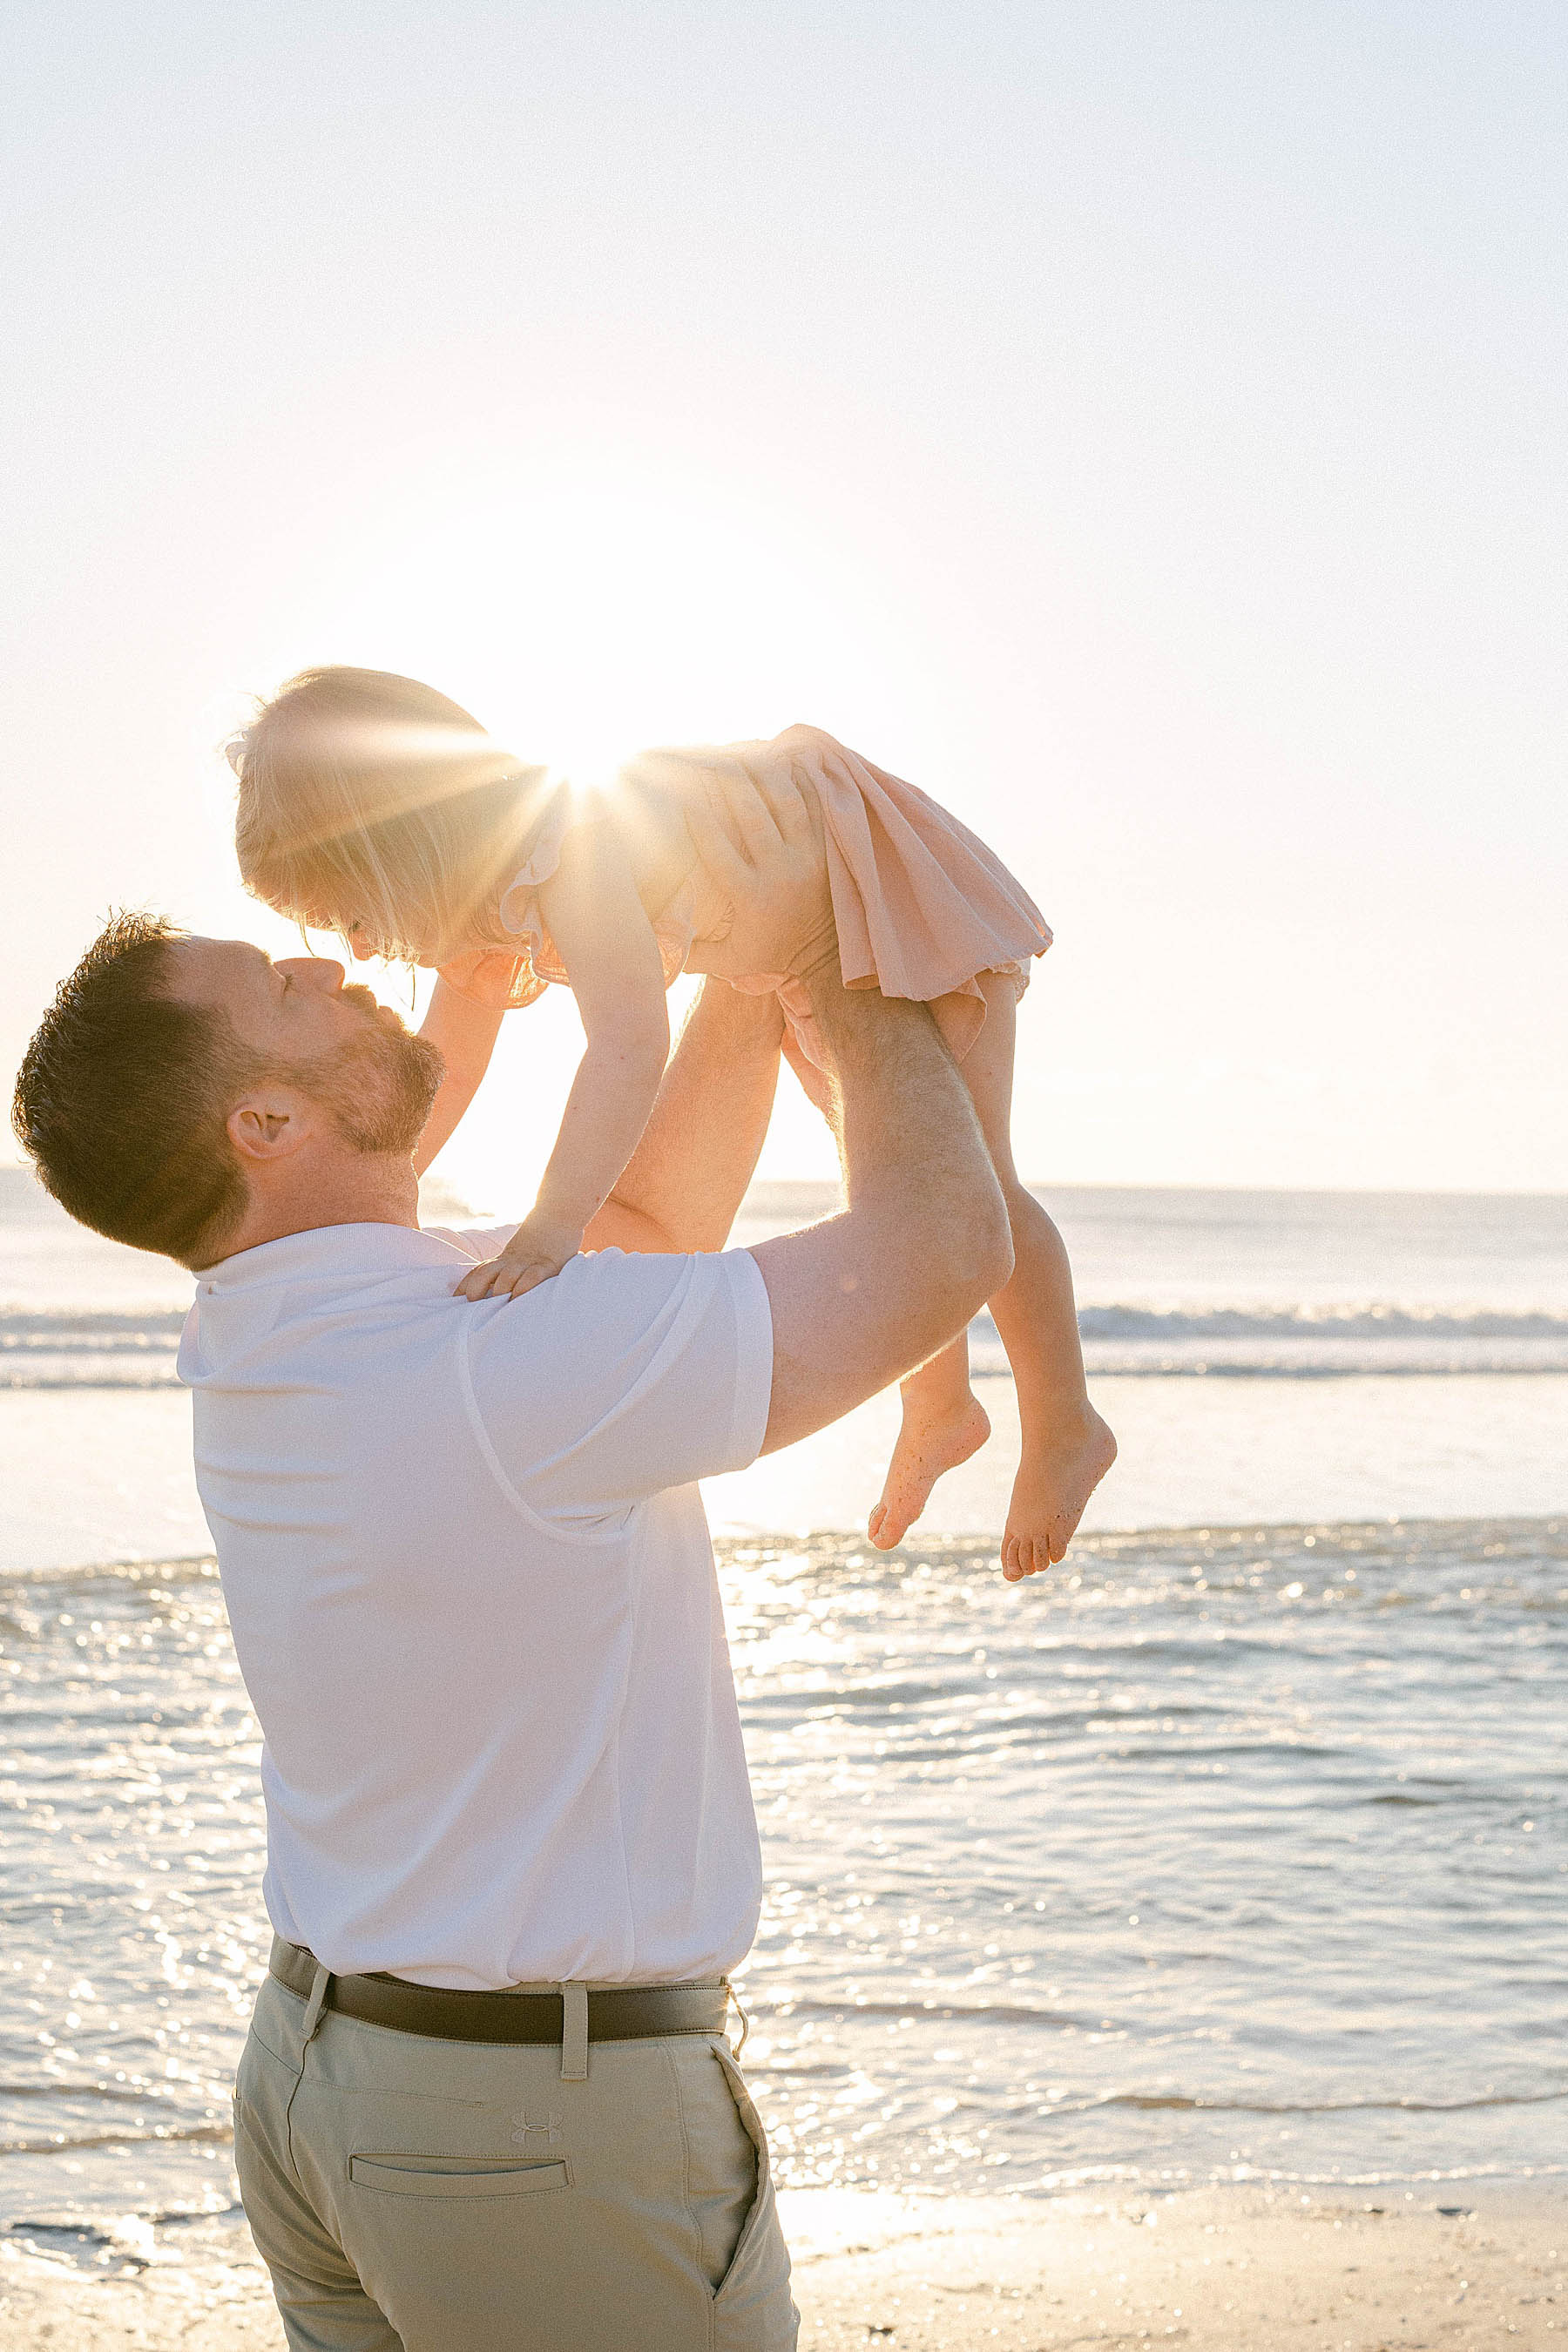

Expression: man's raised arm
xmin=586 ymin=755 xmax=835 ymax=1258
xmin=749 ymin=953 xmax=1012 ymax=1453
xmin=586 ymin=982 xmax=784 ymax=1257
xmin=586 ymin=758 xmax=1011 ymax=1434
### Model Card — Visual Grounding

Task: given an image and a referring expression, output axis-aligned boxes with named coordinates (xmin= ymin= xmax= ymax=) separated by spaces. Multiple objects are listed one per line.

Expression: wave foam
xmin=6 ymin=1301 xmax=1568 ymax=1390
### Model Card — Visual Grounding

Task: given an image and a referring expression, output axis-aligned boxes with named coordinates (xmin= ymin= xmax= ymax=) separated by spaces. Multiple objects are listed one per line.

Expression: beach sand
xmin=2 ymin=2184 xmax=1561 ymax=2348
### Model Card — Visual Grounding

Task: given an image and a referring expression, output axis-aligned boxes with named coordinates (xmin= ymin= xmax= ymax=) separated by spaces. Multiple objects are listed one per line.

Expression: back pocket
xmin=348 ymin=2154 xmax=569 ymax=2199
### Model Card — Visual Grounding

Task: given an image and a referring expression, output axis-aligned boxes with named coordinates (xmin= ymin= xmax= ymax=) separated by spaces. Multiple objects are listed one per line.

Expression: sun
xmin=260 ymin=440 xmax=898 ymax=789
xmin=228 ymin=436 xmax=927 ymax=1197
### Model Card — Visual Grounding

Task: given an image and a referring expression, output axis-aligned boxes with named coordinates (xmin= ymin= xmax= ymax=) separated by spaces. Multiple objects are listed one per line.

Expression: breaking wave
xmin=7 ymin=1300 xmax=1568 ymax=1389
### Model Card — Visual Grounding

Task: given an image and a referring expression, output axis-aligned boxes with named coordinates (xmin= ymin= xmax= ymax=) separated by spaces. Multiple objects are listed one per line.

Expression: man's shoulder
xmin=179 ymin=1224 xmax=503 ymax=1389
xmin=462 ymin=1246 xmax=769 ymax=1383
xmin=464 ymin=1245 xmax=729 ymax=1334
xmin=421 ymin=1221 xmax=520 ymax=1263
xmin=460 ymin=1245 xmax=774 ymax=1515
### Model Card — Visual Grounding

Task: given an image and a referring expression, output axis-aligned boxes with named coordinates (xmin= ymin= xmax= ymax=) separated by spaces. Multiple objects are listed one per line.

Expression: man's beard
xmin=287 ymin=1000 xmax=445 ymax=1160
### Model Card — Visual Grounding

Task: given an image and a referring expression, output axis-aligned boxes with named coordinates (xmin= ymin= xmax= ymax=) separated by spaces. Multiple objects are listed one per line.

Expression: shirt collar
xmin=195 ymin=1220 xmax=463 ymax=1296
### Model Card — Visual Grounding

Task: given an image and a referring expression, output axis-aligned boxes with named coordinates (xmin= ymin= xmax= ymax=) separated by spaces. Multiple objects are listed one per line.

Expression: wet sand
xmin=2 ymin=2184 xmax=1561 ymax=2347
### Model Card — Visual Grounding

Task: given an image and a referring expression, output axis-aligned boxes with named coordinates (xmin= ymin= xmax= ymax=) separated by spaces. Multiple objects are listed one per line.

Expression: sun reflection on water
xmin=2 ymin=1522 xmax=1565 ymax=2236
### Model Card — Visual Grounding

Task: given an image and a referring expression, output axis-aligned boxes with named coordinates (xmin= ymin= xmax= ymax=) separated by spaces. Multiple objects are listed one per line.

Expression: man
xmin=12 ymin=774 xmax=1011 ymax=2350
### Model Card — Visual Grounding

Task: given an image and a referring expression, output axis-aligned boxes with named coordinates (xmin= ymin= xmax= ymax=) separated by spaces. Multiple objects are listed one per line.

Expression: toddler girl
xmin=230 ymin=667 xmax=1115 ymax=1574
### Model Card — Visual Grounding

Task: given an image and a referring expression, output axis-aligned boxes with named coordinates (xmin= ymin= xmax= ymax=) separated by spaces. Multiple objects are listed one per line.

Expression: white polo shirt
xmin=177 ymin=1222 xmax=774 ymax=1990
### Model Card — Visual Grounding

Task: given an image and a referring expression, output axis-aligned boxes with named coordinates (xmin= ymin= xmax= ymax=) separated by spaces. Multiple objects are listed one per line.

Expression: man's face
xmin=166 ymin=939 xmax=443 ymax=1156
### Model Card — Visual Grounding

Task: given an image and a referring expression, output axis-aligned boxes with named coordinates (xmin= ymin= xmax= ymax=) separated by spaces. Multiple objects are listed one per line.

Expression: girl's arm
xmin=454 ymin=814 xmax=671 ymax=1301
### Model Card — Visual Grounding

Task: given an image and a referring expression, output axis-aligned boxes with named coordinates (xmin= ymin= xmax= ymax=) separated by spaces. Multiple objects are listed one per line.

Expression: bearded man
xmin=12 ymin=774 xmax=1010 ymax=2352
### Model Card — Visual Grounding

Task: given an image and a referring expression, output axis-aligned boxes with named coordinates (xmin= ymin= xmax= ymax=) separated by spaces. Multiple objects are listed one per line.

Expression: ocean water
xmin=4 ymin=1175 xmax=1568 ymax=1569
xmin=2 ymin=1173 xmax=1566 ymax=2265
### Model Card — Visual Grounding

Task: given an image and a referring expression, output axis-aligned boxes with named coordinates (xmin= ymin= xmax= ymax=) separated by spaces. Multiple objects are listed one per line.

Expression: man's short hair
xmin=12 ymin=913 xmax=260 ymax=1268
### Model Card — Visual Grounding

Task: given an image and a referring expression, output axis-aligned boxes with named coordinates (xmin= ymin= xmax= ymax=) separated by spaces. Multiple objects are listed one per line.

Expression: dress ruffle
xmin=493 ymin=780 xmax=576 ymax=1005
xmin=497 ymin=726 xmax=1051 ymax=1073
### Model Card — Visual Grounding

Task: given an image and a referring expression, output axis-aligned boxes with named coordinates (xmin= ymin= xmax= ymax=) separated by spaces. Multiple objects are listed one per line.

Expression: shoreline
xmin=3 ymin=2180 xmax=1562 ymax=2348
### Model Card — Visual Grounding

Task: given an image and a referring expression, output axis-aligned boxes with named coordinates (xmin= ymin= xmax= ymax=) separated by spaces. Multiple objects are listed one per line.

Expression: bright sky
xmin=3 ymin=1 xmax=1564 ymax=1202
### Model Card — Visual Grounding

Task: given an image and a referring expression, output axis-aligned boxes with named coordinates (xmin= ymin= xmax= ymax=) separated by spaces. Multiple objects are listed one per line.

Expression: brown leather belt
xmin=269 ymin=1936 xmax=730 ymax=2046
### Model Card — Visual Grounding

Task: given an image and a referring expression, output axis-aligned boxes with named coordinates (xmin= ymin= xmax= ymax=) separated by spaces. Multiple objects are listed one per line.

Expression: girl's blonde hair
xmin=230 ymin=667 xmax=546 ymax=963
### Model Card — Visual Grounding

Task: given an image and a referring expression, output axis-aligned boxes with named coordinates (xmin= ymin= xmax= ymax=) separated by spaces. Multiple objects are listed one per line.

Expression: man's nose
xmin=276 ymin=957 xmax=346 ymax=994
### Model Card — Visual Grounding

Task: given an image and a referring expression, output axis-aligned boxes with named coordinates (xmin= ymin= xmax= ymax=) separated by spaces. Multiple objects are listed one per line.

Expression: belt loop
xmin=559 ymin=1983 xmax=588 ymax=2082
xmin=301 ymin=1959 xmax=333 ymax=2047
xmin=726 ymin=1978 xmax=750 ymax=2058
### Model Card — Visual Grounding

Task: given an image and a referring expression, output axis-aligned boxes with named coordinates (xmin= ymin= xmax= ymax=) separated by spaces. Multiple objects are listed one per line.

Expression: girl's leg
xmin=871 ymin=975 xmax=1115 ymax=1572
xmin=867 ymin=1333 xmax=991 ymax=1548
xmin=963 ymin=974 xmax=1115 ymax=1578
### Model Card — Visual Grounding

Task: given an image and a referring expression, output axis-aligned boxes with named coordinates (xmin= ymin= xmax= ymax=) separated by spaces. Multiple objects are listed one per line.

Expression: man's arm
xmin=585 ymin=757 xmax=831 ymax=1256
xmin=645 ymin=765 xmax=1011 ymax=1449
xmin=411 ymin=975 xmax=507 ymax=1178
xmin=585 ymin=982 xmax=784 ymax=1256
xmin=653 ymin=761 xmax=1020 ymax=1439
xmin=749 ymin=956 xmax=1012 ymax=1453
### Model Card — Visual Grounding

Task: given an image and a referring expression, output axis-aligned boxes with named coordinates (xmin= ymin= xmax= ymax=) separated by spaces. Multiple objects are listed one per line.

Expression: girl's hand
xmin=454 ymin=1212 xmax=585 ymax=1301
xmin=436 ymin=949 xmax=532 ymax=1009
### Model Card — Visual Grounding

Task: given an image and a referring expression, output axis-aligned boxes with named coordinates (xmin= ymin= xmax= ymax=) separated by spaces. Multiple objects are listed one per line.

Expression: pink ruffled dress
xmin=497 ymin=725 xmax=1051 ymax=1097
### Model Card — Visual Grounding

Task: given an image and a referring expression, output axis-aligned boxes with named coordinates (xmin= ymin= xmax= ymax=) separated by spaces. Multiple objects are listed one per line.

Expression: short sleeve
xmin=461 ymin=1247 xmax=774 ymax=1528
xmin=496 ymin=780 xmax=577 ymax=990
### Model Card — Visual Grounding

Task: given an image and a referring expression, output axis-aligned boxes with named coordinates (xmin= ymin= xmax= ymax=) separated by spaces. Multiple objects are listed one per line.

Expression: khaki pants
xmin=233 ymin=1972 xmax=798 ymax=2351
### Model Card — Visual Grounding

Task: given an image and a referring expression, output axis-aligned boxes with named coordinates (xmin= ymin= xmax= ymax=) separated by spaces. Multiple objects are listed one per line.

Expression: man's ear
xmin=226 ymin=1088 xmax=314 ymax=1165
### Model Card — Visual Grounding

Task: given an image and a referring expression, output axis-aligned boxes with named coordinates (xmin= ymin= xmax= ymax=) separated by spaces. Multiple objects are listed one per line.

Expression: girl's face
xmin=341 ymin=917 xmax=412 ymax=967
xmin=310 ymin=909 xmax=439 ymax=970
xmin=329 ymin=910 xmax=489 ymax=973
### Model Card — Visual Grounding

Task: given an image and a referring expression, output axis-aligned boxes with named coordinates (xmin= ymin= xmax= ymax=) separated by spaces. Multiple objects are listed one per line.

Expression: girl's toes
xmin=1007 ymin=1534 xmax=1050 ymax=1578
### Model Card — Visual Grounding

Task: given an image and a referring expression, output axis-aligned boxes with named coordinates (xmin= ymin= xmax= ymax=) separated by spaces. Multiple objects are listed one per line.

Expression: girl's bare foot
xmin=868 ymin=1391 xmax=991 ymax=1550
xmin=1002 ymin=1406 xmax=1118 ymax=1581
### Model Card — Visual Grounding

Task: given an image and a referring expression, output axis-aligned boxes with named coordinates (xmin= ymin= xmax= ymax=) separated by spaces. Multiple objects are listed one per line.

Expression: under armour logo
xmin=511 ymin=2109 xmax=564 ymax=2147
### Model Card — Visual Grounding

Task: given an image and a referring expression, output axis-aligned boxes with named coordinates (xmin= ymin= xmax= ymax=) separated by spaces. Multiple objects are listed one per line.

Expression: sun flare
xmin=264 ymin=443 xmax=902 ymax=798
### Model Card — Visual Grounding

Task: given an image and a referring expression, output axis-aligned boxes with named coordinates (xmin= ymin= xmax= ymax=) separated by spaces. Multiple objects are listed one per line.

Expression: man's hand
xmin=682 ymin=761 xmax=835 ymax=983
